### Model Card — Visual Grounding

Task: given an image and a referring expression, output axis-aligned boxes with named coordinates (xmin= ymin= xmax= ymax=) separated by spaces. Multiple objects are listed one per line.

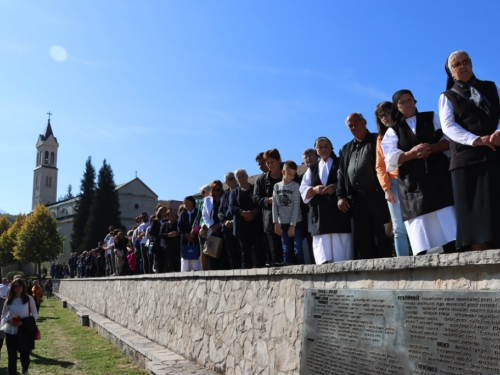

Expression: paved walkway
xmin=55 ymin=293 xmax=219 ymax=375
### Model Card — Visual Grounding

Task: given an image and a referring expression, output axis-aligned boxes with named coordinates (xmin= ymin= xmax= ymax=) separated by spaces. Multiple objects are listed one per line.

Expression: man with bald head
xmin=337 ymin=113 xmax=391 ymax=260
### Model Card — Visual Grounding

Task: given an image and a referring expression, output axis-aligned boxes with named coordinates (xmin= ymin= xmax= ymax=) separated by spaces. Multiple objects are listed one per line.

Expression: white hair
xmin=234 ymin=168 xmax=247 ymax=178
xmin=447 ymin=50 xmax=470 ymax=71
xmin=199 ymin=184 xmax=211 ymax=194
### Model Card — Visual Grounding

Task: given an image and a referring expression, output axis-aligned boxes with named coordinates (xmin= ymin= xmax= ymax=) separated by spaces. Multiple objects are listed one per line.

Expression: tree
xmin=71 ymin=157 xmax=96 ymax=253
xmin=15 ymin=205 xmax=64 ymax=275
xmin=0 ymin=214 xmax=26 ymax=268
xmin=3 ymin=214 xmax=17 ymax=224
xmin=58 ymin=184 xmax=74 ymax=201
xmin=83 ymin=159 xmax=121 ymax=250
xmin=0 ymin=215 xmax=11 ymax=237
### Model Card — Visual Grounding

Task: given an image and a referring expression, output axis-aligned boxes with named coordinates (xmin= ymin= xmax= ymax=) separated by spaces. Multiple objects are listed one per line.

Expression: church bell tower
xmin=32 ymin=115 xmax=59 ymax=210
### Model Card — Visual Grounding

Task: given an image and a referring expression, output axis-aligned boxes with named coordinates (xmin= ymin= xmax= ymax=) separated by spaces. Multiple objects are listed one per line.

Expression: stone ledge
xmin=54 ymin=293 xmax=219 ymax=375
xmin=63 ymin=250 xmax=500 ymax=281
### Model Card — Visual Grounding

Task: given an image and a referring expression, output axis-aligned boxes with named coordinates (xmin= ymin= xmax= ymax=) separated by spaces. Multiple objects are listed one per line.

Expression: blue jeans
xmin=388 ymin=178 xmax=410 ymax=256
xmin=279 ymin=222 xmax=305 ymax=264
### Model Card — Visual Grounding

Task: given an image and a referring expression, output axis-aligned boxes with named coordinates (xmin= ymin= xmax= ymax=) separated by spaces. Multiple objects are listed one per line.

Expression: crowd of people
xmin=69 ymin=50 xmax=500 ymax=275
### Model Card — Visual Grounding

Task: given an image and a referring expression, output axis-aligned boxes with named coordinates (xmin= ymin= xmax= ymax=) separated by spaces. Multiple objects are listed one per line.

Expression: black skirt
xmin=451 ymin=160 xmax=500 ymax=247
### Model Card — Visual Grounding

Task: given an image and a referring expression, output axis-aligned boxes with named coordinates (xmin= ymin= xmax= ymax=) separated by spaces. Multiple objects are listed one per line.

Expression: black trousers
xmin=165 ymin=245 xmax=181 ymax=272
xmin=238 ymin=220 xmax=265 ymax=269
xmin=140 ymin=244 xmax=151 ymax=274
xmin=266 ymin=232 xmax=284 ymax=264
xmin=223 ymin=229 xmax=241 ymax=269
xmin=352 ymin=190 xmax=391 ymax=260
xmin=154 ymin=247 xmax=166 ymax=274
xmin=6 ymin=333 xmax=30 ymax=375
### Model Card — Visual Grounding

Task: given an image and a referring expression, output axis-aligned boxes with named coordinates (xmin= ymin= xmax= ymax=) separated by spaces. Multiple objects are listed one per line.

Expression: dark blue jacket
xmin=229 ymin=184 xmax=259 ymax=238
xmin=177 ymin=208 xmax=199 ymax=245
xmin=218 ymin=189 xmax=233 ymax=233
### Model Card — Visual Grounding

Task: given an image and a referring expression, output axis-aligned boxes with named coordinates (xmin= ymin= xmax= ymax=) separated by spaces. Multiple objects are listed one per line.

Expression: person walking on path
xmin=1 ymin=279 xmax=38 ymax=375
xmin=32 ymin=280 xmax=44 ymax=313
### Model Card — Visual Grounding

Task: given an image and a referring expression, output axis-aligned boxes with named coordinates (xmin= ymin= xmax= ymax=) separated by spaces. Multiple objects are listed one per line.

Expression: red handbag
xmin=28 ymin=300 xmax=41 ymax=341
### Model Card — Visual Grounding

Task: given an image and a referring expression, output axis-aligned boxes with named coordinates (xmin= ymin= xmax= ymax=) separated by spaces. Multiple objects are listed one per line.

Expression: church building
xmin=33 ymin=119 xmax=159 ymax=263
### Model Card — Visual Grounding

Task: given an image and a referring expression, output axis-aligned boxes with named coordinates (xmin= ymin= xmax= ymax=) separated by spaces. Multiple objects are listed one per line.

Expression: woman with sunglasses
xmin=202 ymin=180 xmax=230 ymax=270
xmin=1 ymin=279 xmax=37 ymax=375
xmin=374 ymin=101 xmax=410 ymax=257
xmin=440 ymin=51 xmax=500 ymax=251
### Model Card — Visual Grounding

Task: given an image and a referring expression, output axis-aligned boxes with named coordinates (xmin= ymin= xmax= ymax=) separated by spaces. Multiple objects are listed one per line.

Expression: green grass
xmin=0 ymin=298 xmax=149 ymax=375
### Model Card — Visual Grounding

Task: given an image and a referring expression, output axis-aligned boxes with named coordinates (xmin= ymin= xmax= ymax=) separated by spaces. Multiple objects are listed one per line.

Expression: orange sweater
xmin=376 ymin=137 xmax=398 ymax=191
xmin=32 ymin=286 xmax=44 ymax=304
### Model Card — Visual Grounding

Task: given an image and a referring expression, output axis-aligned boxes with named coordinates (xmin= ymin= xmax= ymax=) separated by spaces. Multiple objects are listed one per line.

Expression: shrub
xmin=5 ymin=271 xmax=25 ymax=281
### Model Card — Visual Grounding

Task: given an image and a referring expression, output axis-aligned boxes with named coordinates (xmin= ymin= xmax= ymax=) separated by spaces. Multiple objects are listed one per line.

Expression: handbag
xmin=28 ymin=301 xmax=41 ymax=341
xmin=203 ymin=235 xmax=223 ymax=258
xmin=182 ymin=242 xmax=200 ymax=260
xmin=192 ymin=223 xmax=200 ymax=235
xmin=199 ymin=224 xmax=209 ymax=239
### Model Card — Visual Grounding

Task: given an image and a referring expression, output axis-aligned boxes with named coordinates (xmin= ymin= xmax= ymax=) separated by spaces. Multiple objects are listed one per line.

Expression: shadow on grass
xmin=0 ymin=354 xmax=75 ymax=375
xmin=30 ymin=352 xmax=75 ymax=367
xmin=37 ymin=316 xmax=60 ymax=322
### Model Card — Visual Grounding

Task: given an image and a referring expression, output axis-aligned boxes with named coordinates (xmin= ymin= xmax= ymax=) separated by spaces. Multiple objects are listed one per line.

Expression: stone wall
xmin=58 ymin=250 xmax=500 ymax=375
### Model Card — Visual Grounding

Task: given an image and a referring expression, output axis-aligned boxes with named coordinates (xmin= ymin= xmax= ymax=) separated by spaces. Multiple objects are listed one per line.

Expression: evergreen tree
xmin=83 ymin=159 xmax=121 ymax=250
xmin=71 ymin=157 xmax=96 ymax=253
xmin=0 ymin=214 xmax=26 ymax=267
xmin=58 ymin=184 xmax=74 ymax=201
xmin=15 ymin=205 xmax=64 ymax=275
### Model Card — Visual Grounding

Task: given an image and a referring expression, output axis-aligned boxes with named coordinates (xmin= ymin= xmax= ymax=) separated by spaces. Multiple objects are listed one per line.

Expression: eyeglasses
xmin=212 ymin=188 xmax=222 ymax=192
xmin=451 ymin=58 xmax=471 ymax=70
xmin=13 ymin=285 xmax=22 ymax=288
xmin=227 ymin=177 xmax=235 ymax=182
xmin=377 ymin=111 xmax=391 ymax=119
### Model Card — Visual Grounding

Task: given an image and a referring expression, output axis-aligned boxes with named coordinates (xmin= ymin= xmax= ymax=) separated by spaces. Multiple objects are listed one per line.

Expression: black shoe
xmin=265 ymin=262 xmax=273 ymax=267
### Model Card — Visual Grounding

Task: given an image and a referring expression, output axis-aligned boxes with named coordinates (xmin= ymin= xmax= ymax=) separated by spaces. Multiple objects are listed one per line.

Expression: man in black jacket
xmin=337 ymin=113 xmax=391 ymax=260
xmin=219 ymin=172 xmax=241 ymax=269
xmin=253 ymin=149 xmax=285 ymax=266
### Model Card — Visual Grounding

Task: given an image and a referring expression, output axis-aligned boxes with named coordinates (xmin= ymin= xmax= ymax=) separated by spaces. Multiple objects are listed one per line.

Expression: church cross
xmin=47 ymin=111 xmax=53 ymax=120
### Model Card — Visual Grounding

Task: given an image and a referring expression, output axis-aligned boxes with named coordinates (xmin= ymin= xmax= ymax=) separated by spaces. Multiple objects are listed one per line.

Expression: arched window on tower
xmin=44 ymin=151 xmax=49 ymax=164
xmin=50 ymin=152 xmax=55 ymax=165
xmin=36 ymin=153 xmax=40 ymax=166
xmin=35 ymin=176 xmax=39 ymax=188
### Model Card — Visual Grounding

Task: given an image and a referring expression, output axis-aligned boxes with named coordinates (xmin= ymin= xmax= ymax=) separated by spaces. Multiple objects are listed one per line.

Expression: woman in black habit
xmin=381 ymin=89 xmax=456 ymax=255
xmin=439 ymin=50 xmax=500 ymax=251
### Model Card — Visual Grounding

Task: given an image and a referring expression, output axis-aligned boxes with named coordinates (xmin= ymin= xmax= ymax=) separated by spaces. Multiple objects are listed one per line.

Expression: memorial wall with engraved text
xmin=58 ymin=251 xmax=500 ymax=375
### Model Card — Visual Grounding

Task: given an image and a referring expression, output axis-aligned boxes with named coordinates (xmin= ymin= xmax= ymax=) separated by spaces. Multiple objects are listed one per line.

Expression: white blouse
xmin=299 ymin=158 xmax=333 ymax=205
xmin=202 ymin=196 xmax=218 ymax=237
xmin=1 ymin=296 xmax=38 ymax=335
xmin=381 ymin=113 xmax=447 ymax=172
xmin=438 ymin=85 xmax=500 ymax=146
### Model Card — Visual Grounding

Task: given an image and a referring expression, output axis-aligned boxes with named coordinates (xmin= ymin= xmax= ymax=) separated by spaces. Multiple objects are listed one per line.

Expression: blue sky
xmin=2 ymin=0 xmax=500 ymax=214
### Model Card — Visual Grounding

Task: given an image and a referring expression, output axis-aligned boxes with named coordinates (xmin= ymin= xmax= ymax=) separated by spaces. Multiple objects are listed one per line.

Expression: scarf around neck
xmin=454 ymin=75 xmax=492 ymax=117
